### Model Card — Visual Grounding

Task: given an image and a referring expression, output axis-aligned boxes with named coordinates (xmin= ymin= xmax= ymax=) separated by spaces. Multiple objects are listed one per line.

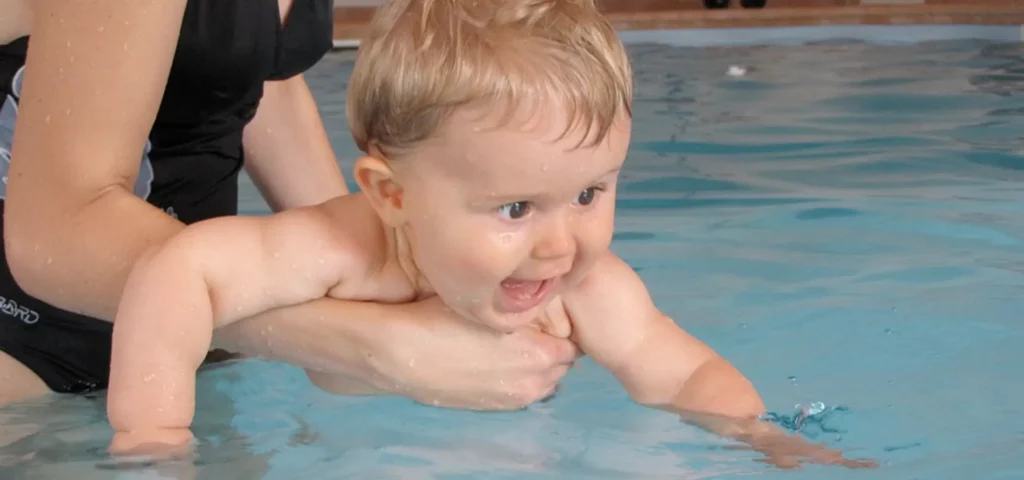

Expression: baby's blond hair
xmin=347 ymin=0 xmax=633 ymax=156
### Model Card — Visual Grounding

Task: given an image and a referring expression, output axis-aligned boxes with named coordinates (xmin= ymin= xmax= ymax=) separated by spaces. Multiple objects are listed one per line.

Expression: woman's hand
xmin=216 ymin=295 xmax=581 ymax=411
xmin=361 ymin=296 xmax=580 ymax=410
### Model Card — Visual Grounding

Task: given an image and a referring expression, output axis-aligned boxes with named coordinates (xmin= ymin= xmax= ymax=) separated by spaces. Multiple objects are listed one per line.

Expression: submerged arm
xmin=565 ymin=252 xmax=876 ymax=469
xmin=107 ymin=208 xmax=353 ymax=453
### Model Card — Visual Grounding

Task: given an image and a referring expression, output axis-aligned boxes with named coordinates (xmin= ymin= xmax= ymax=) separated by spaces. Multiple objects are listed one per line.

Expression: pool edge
xmin=616 ymin=24 xmax=1024 ymax=46
xmin=332 ymin=3 xmax=1024 ymax=48
xmin=332 ymin=24 xmax=1023 ymax=49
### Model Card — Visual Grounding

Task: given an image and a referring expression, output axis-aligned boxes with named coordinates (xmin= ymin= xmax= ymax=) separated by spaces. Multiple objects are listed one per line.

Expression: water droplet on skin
xmin=541 ymin=164 xmax=549 ymax=172
xmin=65 ymin=109 xmax=71 ymax=116
xmin=98 ymin=26 xmax=105 ymax=32
xmin=143 ymin=374 xmax=154 ymax=382
xmin=123 ymin=43 xmax=129 ymax=51
xmin=408 ymin=358 xmax=415 ymax=367
xmin=44 ymin=115 xmax=51 ymax=124
xmin=273 ymin=252 xmax=281 ymax=258
xmin=46 ymin=257 xmax=53 ymax=264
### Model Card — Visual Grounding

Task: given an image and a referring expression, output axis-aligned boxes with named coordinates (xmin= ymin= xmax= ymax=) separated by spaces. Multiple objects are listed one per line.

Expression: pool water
xmin=3 ymin=35 xmax=1024 ymax=479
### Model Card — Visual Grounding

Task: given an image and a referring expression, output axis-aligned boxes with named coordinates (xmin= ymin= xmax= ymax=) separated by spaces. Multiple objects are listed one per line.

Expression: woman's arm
xmin=4 ymin=0 xmax=189 ymax=321
xmin=214 ymin=295 xmax=582 ymax=411
xmin=242 ymin=74 xmax=349 ymax=211
xmin=0 ymin=0 xmax=32 ymax=44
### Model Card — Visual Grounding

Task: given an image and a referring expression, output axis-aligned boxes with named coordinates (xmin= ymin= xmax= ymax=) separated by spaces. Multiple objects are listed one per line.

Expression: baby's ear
xmin=353 ymin=155 xmax=406 ymax=226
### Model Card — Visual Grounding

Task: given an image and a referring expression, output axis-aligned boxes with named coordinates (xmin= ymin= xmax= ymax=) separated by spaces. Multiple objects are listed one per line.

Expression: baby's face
xmin=390 ymin=106 xmax=631 ymax=332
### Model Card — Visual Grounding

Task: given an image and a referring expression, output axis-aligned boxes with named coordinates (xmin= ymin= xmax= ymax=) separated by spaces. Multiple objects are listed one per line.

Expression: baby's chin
xmin=456 ymin=302 xmax=544 ymax=334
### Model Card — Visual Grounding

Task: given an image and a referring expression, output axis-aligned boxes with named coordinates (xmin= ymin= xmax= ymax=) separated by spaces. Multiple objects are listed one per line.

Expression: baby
xmin=107 ymin=0 xmax=874 ymax=469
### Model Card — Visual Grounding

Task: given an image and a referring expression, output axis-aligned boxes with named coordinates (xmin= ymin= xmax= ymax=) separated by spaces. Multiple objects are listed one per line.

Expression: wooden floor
xmin=332 ymin=0 xmax=1024 ymax=43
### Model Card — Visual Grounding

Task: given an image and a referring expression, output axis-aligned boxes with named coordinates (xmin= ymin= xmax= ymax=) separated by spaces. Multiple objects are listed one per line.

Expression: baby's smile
xmin=496 ymin=276 xmax=557 ymax=313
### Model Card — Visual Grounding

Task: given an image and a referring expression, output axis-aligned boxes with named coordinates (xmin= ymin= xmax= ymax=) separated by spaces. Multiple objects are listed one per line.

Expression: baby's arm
xmin=564 ymin=252 xmax=876 ymax=469
xmin=564 ymin=252 xmax=763 ymax=418
xmin=107 ymin=206 xmax=357 ymax=454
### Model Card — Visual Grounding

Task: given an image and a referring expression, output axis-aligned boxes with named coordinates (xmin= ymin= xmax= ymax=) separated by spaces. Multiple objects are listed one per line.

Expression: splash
xmin=758 ymin=402 xmax=850 ymax=440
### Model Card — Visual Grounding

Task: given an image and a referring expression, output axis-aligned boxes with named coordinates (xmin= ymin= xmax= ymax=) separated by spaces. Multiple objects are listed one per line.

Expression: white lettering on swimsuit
xmin=0 ymin=295 xmax=40 ymax=324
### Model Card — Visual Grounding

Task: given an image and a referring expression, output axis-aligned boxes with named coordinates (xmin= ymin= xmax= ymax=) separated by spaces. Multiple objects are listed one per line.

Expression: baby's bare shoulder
xmin=305 ymin=195 xmax=415 ymax=302
xmin=254 ymin=195 xmax=384 ymax=288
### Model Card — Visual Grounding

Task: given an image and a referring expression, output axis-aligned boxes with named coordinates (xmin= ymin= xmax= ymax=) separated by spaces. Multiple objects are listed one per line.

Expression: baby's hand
xmin=109 ymin=428 xmax=196 ymax=462
xmin=737 ymin=427 xmax=878 ymax=470
xmin=678 ymin=412 xmax=878 ymax=470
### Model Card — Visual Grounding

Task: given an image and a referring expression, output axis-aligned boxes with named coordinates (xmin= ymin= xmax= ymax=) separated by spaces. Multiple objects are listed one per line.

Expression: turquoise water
xmin=3 ymin=35 xmax=1024 ymax=479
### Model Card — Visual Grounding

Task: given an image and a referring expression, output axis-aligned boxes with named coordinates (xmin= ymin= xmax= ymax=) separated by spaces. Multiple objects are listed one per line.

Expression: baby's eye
xmin=497 ymin=201 xmax=531 ymax=220
xmin=575 ymin=187 xmax=600 ymax=206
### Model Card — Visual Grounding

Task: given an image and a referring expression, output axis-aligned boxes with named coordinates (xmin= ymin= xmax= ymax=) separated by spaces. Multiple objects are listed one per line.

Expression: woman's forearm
xmin=242 ymin=74 xmax=349 ymax=212
xmin=213 ymin=295 xmax=583 ymax=411
xmin=212 ymin=297 xmax=387 ymax=380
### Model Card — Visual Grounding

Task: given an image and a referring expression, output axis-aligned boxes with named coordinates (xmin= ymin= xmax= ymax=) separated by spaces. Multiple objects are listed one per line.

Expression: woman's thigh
xmin=0 ymin=350 xmax=49 ymax=406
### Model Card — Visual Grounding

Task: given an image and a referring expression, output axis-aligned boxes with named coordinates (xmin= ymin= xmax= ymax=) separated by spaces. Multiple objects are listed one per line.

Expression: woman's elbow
xmin=3 ymin=203 xmax=55 ymax=299
xmin=2 ymin=178 xmax=86 ymax=299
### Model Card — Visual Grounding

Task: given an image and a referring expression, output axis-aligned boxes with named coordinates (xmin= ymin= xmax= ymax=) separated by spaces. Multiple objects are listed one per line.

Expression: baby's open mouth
xmin=498 ymin=277 xmax=553 ymax=312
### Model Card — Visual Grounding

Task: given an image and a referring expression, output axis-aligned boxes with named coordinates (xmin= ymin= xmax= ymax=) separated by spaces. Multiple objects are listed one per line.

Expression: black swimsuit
xmin=0 ymin=0 xmax=335 ymax=393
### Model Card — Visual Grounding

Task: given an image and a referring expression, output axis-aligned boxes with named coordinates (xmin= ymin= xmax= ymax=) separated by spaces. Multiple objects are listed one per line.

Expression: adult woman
xmin=0 ymin=0 xmax=577 ymax=407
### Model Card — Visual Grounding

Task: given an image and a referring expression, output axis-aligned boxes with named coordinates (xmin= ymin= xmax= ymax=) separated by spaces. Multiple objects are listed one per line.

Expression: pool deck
xmin=331 ymin=0 xmax=1024 ymax=44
